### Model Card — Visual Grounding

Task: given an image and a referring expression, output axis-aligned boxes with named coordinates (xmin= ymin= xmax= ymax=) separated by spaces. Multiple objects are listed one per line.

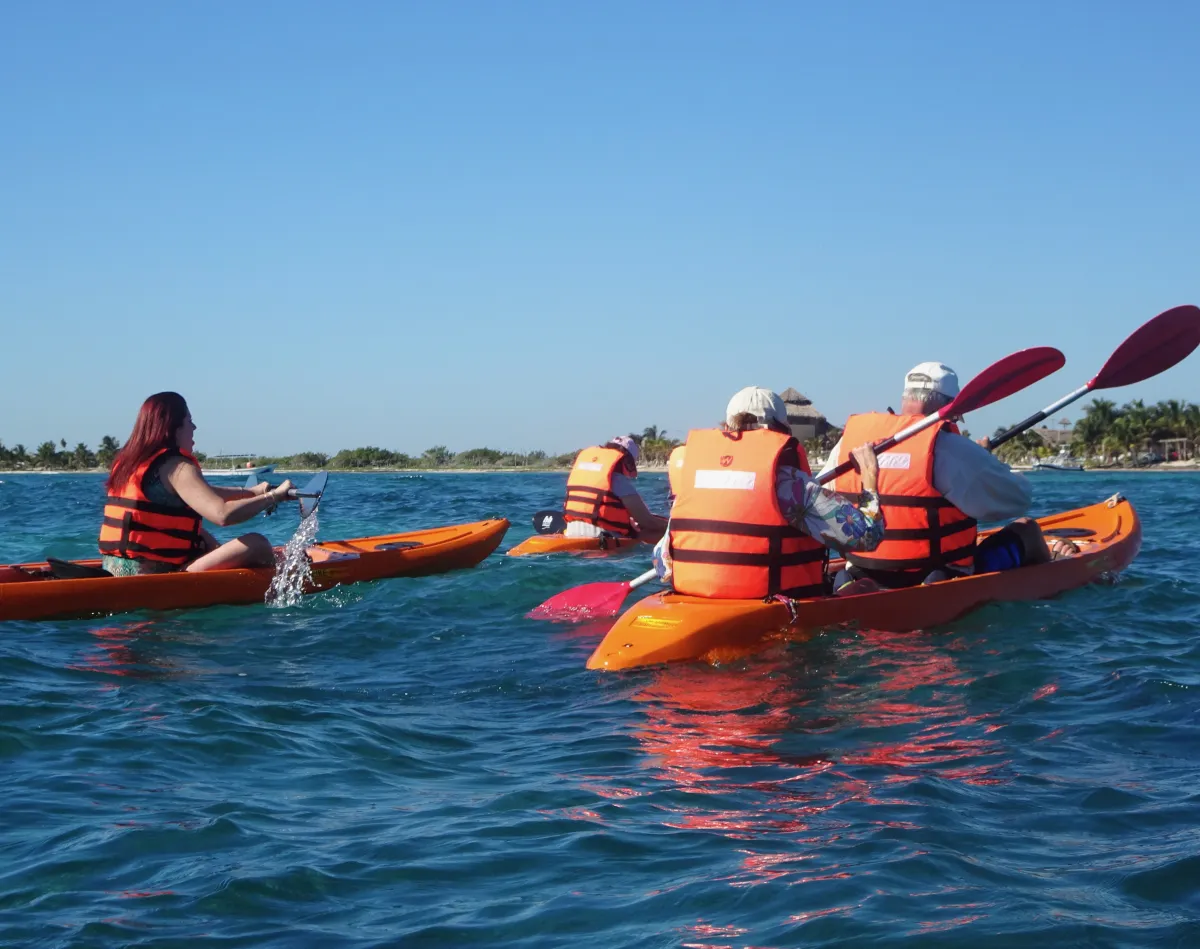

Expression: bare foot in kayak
xmin=1048 ymin=537 xmax=1080 ymax=560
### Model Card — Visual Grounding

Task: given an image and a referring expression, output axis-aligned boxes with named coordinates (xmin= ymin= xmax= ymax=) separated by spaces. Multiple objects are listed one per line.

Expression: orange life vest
xmin=667 ymin=445 xmax=686 ymax=502
xmin=834 ymin=412 xmax=977 ymax=576
xmin=99 ymin=448 xmax=205 ymax=565
xmin=669 ymin=428 xmax=827 ymax=599
xmin=563 ymin=446 xmax=636 ymax=537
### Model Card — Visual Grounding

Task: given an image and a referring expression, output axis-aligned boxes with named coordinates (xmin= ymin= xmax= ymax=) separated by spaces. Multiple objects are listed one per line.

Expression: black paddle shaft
xmin=987 ymin=408 xmax=1051 ymax=450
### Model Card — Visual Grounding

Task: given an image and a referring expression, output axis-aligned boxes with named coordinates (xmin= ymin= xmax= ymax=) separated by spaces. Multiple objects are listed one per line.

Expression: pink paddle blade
xmin=1093 ymin=304 xmax=1200 ymax=389
xmin=527 ymin=580 xmax=632 ymax=622
xmin=950 ymin=346 xmax=1066 ymax=415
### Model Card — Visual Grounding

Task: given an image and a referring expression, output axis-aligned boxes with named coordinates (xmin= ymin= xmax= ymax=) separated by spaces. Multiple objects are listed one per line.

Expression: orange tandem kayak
xmin=0 ymin=518 xmax=510 ymax=622
xmin=587 ymin=497 xmax=1140 ymax=671
xmin=507 ymin=532 xmax=645 ymax=557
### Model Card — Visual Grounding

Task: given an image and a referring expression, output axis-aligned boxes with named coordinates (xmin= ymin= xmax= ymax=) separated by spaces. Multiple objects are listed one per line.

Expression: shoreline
xmin=1010 ymin=464 xmax=1200 ymax=474
xmin=1 ymin=463 xmax=1196 ymax=476
xmin=0 ymin=466 xmax=580 ymax=476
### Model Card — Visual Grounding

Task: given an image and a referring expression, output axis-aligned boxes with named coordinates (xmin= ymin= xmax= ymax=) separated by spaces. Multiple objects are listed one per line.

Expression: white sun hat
xmin=725 ymin=387 xmax=789 ymax=428
xmin=903 ymin=362 xmax=959 ymax=399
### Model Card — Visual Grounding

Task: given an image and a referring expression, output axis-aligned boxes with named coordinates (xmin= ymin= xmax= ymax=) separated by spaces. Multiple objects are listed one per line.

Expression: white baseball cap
xmin=725 ymin=387 xmax=789 ymax=428
xmin=903 ymin=362 xmax=959 ymax=399
xmin=609 ymin=434 xmax=640 ymax=463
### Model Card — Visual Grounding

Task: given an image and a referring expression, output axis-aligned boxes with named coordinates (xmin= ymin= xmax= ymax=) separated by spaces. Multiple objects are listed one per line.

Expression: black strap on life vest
xmin=849 ymin=495 xmax=978 ymax=572
xmin=669 ymin=517 xmax=827 ymax=597
xmin=102 ymin=495 xmax=200 ymax=518
xmin=99 ymin=499 xmax=203 ymax=561
xmin=563 ymin=485 xmax=632 ymax=533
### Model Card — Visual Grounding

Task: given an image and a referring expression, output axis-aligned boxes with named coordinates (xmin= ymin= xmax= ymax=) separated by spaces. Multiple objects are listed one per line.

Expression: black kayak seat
xmin=47 ymin=558 xmax=114 ymax=580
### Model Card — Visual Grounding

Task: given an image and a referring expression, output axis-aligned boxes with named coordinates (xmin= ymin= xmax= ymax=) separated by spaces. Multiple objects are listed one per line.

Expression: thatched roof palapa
xmin=780 ymin=388 xmax=825 ymax=422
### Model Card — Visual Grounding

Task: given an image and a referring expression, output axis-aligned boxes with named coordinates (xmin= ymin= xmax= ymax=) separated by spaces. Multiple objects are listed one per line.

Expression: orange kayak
xmin=0 ymin=518 xmax=509 ymax=622
xmin=507 ymin=532 xmax=645 ymax=557
xmin=587 ymin=497 xmax=1140 ymax=671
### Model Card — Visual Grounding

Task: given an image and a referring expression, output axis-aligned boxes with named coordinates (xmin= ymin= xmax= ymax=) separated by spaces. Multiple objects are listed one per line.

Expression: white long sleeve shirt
xmin=818 ymin=430 xmax=1032 ymax=523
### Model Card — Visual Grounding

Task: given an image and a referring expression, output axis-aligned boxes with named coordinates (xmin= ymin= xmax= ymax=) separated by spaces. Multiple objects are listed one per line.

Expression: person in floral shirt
xmin=653 ymin=387 xmax=884 ymax=592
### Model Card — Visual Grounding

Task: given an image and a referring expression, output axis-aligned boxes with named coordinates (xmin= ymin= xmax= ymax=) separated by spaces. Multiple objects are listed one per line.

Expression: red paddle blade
xmin=948 ymin=346 xmax=1066 ymax=415
xmin=527 ymin=580 xmax=632 ymax=622
xmin=1092 ymin=305 xmax=1200 ymax=389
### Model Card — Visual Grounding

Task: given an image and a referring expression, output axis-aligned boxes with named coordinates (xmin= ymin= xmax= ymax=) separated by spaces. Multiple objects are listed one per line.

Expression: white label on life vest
xmin=694 ymin=469 xmax=756 ymax=490
xmin=878 ymin=453 xmax=911 ymax=470
xmin=576 ymin=462 xmax=604 ymax=471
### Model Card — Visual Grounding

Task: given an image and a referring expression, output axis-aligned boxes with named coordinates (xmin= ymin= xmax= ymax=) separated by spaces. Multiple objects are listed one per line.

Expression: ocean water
xmin=2 ymin=471 xmax=1199 ymax=948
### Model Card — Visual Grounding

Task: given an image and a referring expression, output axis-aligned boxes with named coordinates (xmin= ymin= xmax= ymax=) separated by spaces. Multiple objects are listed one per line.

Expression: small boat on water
xmin=1032 ymin=449 xmax=1085 ymax=471
xmin=0 ymin=519 xmax=510 ymax=622
xmin=586 ymin=496 xmax=1139 ymax=671
xmin=200 ymin=463 xmax=276 ymax=478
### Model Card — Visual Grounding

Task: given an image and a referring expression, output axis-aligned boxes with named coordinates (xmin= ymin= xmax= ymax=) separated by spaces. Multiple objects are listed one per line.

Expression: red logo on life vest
xmin=719 ymin=455 xmax=733 ymax=467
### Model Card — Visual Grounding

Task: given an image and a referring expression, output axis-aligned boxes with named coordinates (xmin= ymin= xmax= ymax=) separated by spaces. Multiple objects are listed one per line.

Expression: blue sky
xmin=2 ymin=1 xmax=1196 ymax=456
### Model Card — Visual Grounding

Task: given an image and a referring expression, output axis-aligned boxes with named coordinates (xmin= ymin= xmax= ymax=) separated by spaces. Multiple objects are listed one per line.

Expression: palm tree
xmin=1071 ymin=398 xmax=1119 ymax=457
xmin=71 ymin=442 xmax=96 ymax=469
xmin=1183 ymin=404 xmax=1200 ymax=460
xmin=993 ymin=430 xmax=1043 ymax=465
xmin=35 ymin=441 xmax=58 ymax=468
xmin=641 ymin=425 xmax=664 ymax=442
xmin=97 ymin=435 xmax=120 ymax=469
xmin=1100 ymin=434 xmax=1124 ymax=463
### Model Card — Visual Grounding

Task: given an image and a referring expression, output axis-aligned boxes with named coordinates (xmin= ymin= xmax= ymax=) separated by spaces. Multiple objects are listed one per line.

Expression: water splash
xmin=265 ymin=512 xmax=320 ymax=608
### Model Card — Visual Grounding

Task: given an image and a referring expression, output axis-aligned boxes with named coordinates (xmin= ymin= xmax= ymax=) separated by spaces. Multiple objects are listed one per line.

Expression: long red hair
xmin=106 ymin=392 xmax=190 ymax=491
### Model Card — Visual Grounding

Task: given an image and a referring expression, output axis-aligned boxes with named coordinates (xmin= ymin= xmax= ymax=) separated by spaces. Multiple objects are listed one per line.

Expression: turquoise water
xmin=2 ymin=471 xmax=1199 ymax=947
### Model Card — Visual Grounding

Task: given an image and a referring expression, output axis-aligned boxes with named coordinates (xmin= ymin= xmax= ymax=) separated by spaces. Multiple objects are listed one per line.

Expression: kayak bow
xmin=507 ymin=533 xmax=644 ymax=557
xmin=587 ymin=498 xmax=1140 ymax=671
xmin=0 ymin=519 xmax=509 ymax=622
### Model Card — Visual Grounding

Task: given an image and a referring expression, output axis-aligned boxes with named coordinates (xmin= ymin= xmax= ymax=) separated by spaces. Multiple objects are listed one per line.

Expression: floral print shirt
xmin=653 ymin=466 xmax=884 ymax=583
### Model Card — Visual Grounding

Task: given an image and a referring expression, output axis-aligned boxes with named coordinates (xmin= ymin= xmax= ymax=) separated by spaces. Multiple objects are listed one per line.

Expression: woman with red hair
xmin=100 ymin=392 xmax=295 ymax=575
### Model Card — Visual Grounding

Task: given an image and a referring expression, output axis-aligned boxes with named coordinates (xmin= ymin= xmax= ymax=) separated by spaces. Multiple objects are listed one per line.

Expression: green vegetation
xmin=7 ymin=403 xmax=1192 ymax=472
xmin=0 ymin=434 xmax=124 ymax=470
xmin=633 ymin=426 xmax=680 ymax=465
xmin=1 ymin=438 xmax=102 ymax=470
xmin=0 ymin=439 xmax=573 ymax=471
xmin=991 ymin=399 xmax=1200 ymax=465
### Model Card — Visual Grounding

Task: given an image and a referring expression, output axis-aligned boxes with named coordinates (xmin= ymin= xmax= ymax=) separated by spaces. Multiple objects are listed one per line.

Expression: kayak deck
xmin=507 ymin=532 xmax=644 ymax=557
xmin=0 ymin=518 xmax=510 ymax=622
xmin=587 ymin=497 xmax=1140 ymax=671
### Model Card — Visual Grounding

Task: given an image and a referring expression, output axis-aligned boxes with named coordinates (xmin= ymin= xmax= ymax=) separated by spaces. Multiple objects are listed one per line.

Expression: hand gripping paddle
xmin=251 ymin=471 xmax=329 ymax=518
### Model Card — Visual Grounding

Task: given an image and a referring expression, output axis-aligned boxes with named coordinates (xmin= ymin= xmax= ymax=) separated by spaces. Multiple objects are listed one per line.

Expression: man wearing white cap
xmin=562 ymin=434 xmax=667 ymax=544
xmin=819 ymin=362 xmax=1060 ymax=590
xmin=651 ymin=387 xmax=886 ymax=600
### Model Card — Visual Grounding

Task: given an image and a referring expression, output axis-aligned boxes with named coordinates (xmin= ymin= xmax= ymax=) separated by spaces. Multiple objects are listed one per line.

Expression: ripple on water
xmin=1 ymin=472 xmax=1199 ymax=947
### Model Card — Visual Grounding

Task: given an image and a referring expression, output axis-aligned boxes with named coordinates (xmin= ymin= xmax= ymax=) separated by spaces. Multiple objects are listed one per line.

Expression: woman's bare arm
xmin=209 ymin=484 xmax=266 ymax=500
xmin=162 ymin=458 xmax=293 ymax=527
xmin=620 ymin=491 xmax=667 ymax=544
